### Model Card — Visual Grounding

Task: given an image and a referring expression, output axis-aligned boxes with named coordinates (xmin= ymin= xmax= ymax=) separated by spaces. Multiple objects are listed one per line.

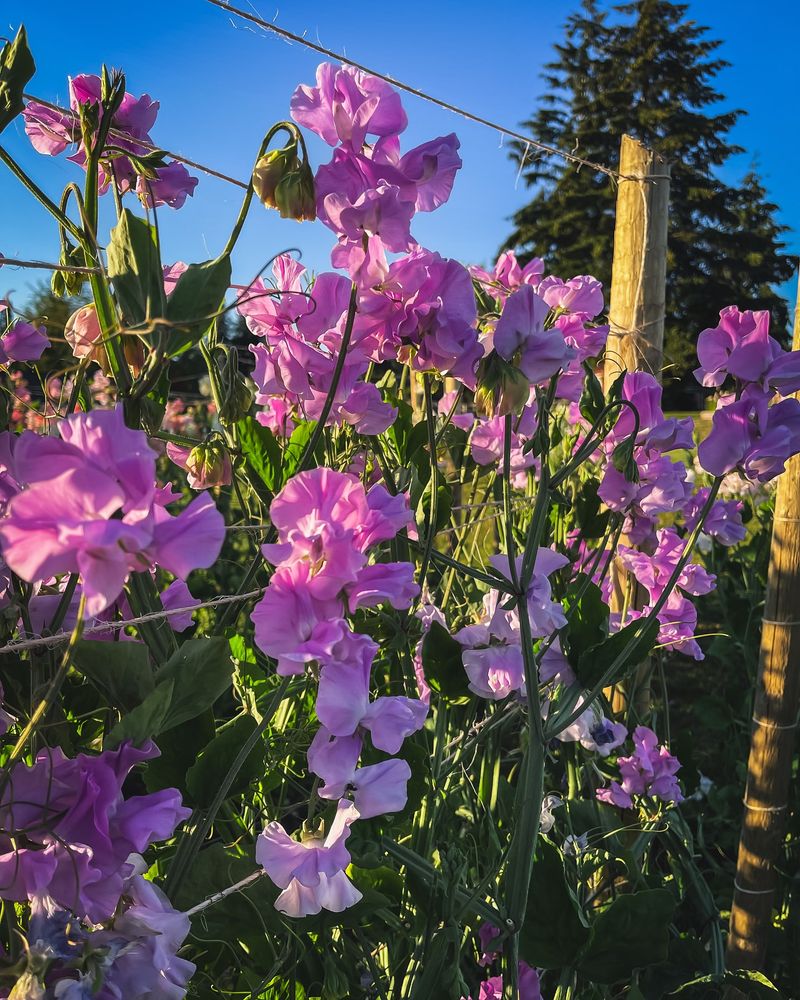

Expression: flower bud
xmin=214 ymin=344 xmax=254 ymax=427
xmin=253 ymin=134 xmax=316 ymax=222
xmin=474 ymin=351 xmax=530 ymax=417
xmin=186 ymin=438 xmax=231 ymax=489
xmin=65 ymin=304 xmax=104 ymax=363
xmin=273 ymin=160 xmax=316 ymax=222
xmin=253 ymin=142 xmax=297 ymax=209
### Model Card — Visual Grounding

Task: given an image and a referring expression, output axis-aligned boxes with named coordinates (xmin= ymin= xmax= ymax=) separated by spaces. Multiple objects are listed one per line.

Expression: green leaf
xmin=579 ymin=360 xmax=606 ymax=424
xmin=574 ymin=614 xmax=660 ymax=689
xmin=282 ymin=420 xmax=318 ymax=482
xmin=573 ymin=479 xmax=610 ymax=540
xmin=417 ymin=473 xmax=452 ymax=536
xmin=577 ymin=889 xmax=676 ymax=984
xmin=107 ymin=209 xmax=163 ymax=326
xmin=172 ymin=843 xmax=285 ymax=945
xmin=670 ymin=971 xmax=783 ymax=998
xmin=564 ymin=574 xmax=609 ymax=669
xmin=143 ymin=711 xmax=216 ymax=796
xmin=106 ymin=679 xmax=174 ymax=748
xmin=139 ymin=368 xmax=171 ymax=436
xmin=155 ymin=636 xmax=233 ymax=731
xmin=236 ymin=415 xmax=283 ymax=494
xmin=519 ymin=838 xmax=589 ymax=969
xmin=185 ymin=714 xmax=267 ymax=807
xmin=0 ymin=27 xmax=35 ymax=134
xmin=73 ymin=639 xmax=154 ymax=712
xmin=164 ymin=254 xmax=231 ymax=357
xmin=420 ymin=621 xmax=470 ymax=702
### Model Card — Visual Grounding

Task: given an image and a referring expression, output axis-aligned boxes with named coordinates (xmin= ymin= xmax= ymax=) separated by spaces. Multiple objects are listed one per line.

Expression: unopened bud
xmin=273 ymin=161 xmax=316 ymax=222
xmin=253 ymin=135 xmax=316 ymax=222
xmin=186 ymin=439 xmax=231 ymax=489
xmin=475 ymin=351 xmax=530 ymax=417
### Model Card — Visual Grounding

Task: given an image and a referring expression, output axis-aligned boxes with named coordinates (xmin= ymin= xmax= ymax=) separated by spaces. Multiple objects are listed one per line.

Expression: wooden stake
xmin=727 ymin=273 xmax=800 ymax=969
xmin=604 ymin=135 xmax=671 ymax=384
xmin=603 ymin=135 xmax=671 ymax=716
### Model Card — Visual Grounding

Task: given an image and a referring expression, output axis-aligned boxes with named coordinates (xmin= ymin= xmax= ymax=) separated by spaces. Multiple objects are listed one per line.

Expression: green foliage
xmin=106 ymin=637 xmax=232 ymax=746
xmin=519 ymin=838 xmax=589 ymax=968
xmin=164 ymin=255 xmax=232 ymax=356
xmin=577 ymin=889 xmax=676 ymax=983
xmin=107 ymin=209 xmax=163 ymax=325
xmin=0 ymin=26 xmax=34 ymax=134
xmin=186 ymin=714 xmax=267 ymax=807
xmin=571 ymin=612 xmax=660 ymax=689
xmin=420 ymin=620 xmax=471 ymax=702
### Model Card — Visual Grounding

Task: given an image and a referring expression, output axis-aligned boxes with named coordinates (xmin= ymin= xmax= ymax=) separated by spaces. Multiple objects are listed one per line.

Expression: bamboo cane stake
xmin=727 ymin=273 xmax=800 ymax=969
xmin=603 ymin=135 xmax=671 ymax=716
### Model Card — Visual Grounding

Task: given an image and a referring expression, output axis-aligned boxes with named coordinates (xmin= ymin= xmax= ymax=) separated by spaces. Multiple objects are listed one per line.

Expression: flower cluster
xmin=0 ymin=800 xmax=195 ymax=1000
xmin=454 ymin=550 xmax=569 ymax=701
xmin=24 ymin=74 xmax=198 ymax=208
xmin=240 ymin=254 xmax=396 ymax=437
xmin=697 ymin=307 xmax=800 ymax=481
xmin=290 ymin=64 xmax=483 ymax=387
xmin=596 ymin=725 xmax=683 ymax=809
xmin=0 ymin=741 xmax=188 ymax=919
xmin=252 ymin=468 xmax=427 ymax=917
xmin=0 ymin=405 xmax=224 ymax=616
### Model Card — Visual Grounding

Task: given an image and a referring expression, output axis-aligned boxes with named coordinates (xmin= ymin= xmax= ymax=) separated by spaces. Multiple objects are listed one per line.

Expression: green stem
xmin=6 ymin=595 xmax=87 ymax=767
xmin=0 ymin=145 xmax=83 ymax=241
xmin=166 ymin=676 xmax=295 ymax=895
xmin=417 ymin=376 xmax=440 ymax=590
xmin=295 ymin=282 xmax=358 ymax=473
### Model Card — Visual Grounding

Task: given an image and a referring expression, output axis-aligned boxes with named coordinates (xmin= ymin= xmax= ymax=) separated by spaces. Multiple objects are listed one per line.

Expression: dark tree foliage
xmin=504 ymin=0 xmax=794 ymax=404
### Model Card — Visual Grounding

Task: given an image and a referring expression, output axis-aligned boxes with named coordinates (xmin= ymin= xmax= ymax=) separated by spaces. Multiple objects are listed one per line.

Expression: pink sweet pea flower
xmin=256 ymin=800 xmax=362 ymax=918
xmin=698 ymin=390 xmax=800 ymax=482
xmin=469 ymin=251 xmax=544 ymax=304
xmin=23 ymin=73 xmax=197 ymax=207
xmin=494 ymin=285 xmax=575 ymax=384
xmin=462 ymin=644 xmax=526 ymax=700
xmin=0 ymin=320 xmax=49 ymax=364
xmin=307 ymin=729 xmax=412 ymax=818
xmin=0 ymin=406 xmax=224 ymax=615
xmin=291 ymin=63 xmax=408 ymax=149
xmin=694 ymin=306 xmax=778 ymax=388
xmin=465 ymin=962 xmax=541 ymax=1000
xmin=537 ymin=274 xmax=604 ymax=318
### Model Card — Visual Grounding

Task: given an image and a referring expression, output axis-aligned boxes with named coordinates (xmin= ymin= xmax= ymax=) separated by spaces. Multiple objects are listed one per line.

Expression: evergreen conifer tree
xmin=505 ymin=0 xmax=793 ymax=401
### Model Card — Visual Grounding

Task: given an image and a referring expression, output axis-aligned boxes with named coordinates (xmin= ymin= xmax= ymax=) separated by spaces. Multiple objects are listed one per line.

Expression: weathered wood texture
xmin=604 ymin=135 xmax=671 ymax=716
xmin=727 ymin=278 xmax=800 ymax=969
xmin=604 ymin=134 xmax=671 ymax=385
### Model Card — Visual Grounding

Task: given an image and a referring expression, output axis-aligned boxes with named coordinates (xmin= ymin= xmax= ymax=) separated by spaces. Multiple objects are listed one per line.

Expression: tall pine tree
xmin=504 ymin=0 xmax=794 ymax=402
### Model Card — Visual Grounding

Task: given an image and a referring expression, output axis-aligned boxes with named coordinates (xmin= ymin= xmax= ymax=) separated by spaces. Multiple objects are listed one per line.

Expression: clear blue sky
xmin=1 ymin=0 xmax=797 ymax=305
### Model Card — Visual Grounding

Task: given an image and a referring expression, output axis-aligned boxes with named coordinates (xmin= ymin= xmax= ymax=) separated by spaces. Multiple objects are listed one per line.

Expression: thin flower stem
xmin=296 ymin=282 xmax=359 ymax=473
xmin=167 ymin=676 xmax=296 ymax=895
xmin=417 ymin=376 xmax=440 ymax=590
xmin=0 ymin=145 xmax=84 ymax=242
xmin=6 ymin=595 xmax=87 ymax=768
xmin=544 ymin=477 xmax=723 ymax=739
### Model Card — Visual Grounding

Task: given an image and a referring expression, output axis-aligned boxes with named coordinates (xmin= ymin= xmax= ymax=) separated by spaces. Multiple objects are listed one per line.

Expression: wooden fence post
xmin=603 ymin=135 xmax=671 ymax=716
xmin=727 ymin=272 xmax=800 ymax=969
xmin=604 ymin=134 xmax=671 ymax=384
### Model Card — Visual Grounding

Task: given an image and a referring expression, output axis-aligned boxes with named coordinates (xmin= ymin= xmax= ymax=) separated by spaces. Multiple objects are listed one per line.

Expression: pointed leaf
xmin=164 ymin=254 xmax=231 ymax=356
xmin=0 ymin=27 xmax=35 ymax=134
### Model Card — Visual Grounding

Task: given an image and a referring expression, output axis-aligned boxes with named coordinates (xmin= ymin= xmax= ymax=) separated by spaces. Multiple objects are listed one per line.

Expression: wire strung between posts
xmin=0 ymin=255 xmax=103 ymax=275
xmin=0 ymin=587 xmax=266 ymax=656
xmin=205 ymin=0 xmax=635 ymax=184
